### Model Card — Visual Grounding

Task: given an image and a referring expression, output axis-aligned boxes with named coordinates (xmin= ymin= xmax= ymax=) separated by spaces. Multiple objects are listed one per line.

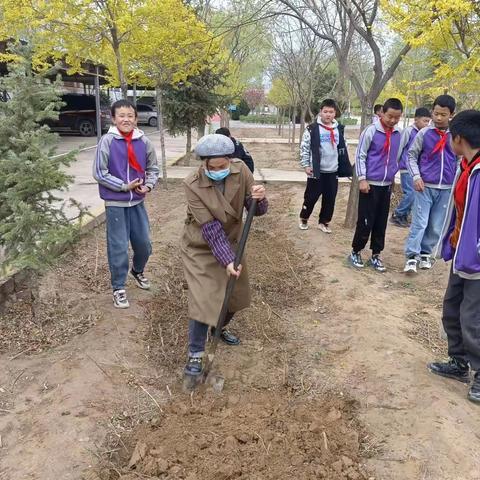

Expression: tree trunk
xmin=344 ymin=96 xmax=374 ymax=228
xmin=155 ymin=86 xmax=168 ymax=189
xmin=132 ymin=83 xmax=137 ymax=107
xmin=291 ymin=105 xmax=297 ymax=149
xmin=185 ymin=127 xmax=192 ymax=166
xmin=276 ymin=107 xmax=281 ymax=135
xmin=299 ymin=104 xmax=307 ymax=142
xmin=197 ymin=122 xmax=206 ymax=139
xmin=287 ymin=106 xmax=292 ymax=144
xmin=112 ymin=36 xmax=128 ymax=99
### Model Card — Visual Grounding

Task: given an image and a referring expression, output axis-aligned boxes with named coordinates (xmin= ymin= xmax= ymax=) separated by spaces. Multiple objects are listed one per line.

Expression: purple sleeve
xmin=244 ymin=196 xmax=268 ymax=216
xmin=201 ymin=219 xmax=236 ymax=267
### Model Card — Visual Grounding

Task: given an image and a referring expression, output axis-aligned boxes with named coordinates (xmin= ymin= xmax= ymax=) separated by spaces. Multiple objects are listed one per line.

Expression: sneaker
xmin=113 ymin=289 xmax=129 ymax=309
xmin=428 ymin=358 xmax=470 ymax=384
xmin=130 ymin=269 xmax=151 ymax=290
xmin=400 ymin=216 xmax=411 ymax=228
xmin=299 ymin=219 xmax=309 ymax=230
xmin=404 ymin=258 xmax=418 ymax=274
xmin=419 ymin=255 xmax=433 ymax=270
xmin=349 ymin=251 xmax=364 ymax=268
xmin=184 ymin=354 xmax=204 ymax=376
xmin=468 ymin=372 xmax=480 ymax=404
xmin=390 ymin=213 xmax=405 ymax=228
xmin=318 ymin=223 xmax=332 ymax=234
xmin=369 ymin=255 xmax=386 ymax=272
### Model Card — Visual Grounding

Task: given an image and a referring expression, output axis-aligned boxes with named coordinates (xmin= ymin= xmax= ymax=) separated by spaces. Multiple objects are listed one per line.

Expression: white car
xmin=136 ymin=103 xmax=158 ymax=127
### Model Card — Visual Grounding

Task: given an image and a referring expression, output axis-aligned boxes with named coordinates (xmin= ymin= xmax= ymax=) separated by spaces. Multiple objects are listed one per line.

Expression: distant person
xmin=372 ymin=104 xmax=383 ymax=122
xmin=215 ymin=127 xmax=254 ymax=172
xmin=428 ymin=109 xmax=480 ymax=404
xmin=349 ymin=98 xmax=403 ymax=272
xmin=298 ymin=98 xmax=351 ymax=233
xmin=403 ymin=95 xmax=457 ymax=274
xmin=390 ymin=107 xmax=432 ymax=227
xmin=93 ymin=100 xmax=159 ymax=308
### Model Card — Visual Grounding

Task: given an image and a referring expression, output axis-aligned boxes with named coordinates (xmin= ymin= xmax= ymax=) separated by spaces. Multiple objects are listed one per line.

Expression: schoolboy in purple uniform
xmin=93 ymin=100 xmax=159 ymax=308
xmin=349 ymin=98 xmax=403 ymax=272
xmin=428 ymin=110 xmax=480 ymax=404
xmin=404 ymin=95 xmax=457 ymax=274
xmin=390 ymin=107 xmax=431 ymax=228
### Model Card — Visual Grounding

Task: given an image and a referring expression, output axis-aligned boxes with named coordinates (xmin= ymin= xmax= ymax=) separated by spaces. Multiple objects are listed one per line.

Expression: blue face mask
xmin=204 ymin=167 xmax=231 ymax=181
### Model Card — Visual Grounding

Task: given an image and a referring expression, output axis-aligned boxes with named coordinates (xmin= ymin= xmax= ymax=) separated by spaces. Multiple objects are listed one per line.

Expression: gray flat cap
xmin=195 ymin=133 xmax=235 ymax=158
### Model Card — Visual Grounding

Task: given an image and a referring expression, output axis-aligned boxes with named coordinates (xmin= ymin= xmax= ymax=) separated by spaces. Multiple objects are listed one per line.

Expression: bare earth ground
xmin=1 ymin=140 xmax=480 ymax=479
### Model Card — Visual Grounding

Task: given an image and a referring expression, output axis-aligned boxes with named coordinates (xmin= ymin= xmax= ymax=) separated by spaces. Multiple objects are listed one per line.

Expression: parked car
xmin=136 ymin=103 xmax=158 ymax=127
xmin=48 ymin=94 xmax=111 ymax=137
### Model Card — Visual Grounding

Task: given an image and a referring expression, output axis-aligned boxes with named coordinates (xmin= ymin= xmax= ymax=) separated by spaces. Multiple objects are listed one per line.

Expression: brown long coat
xmin=181 ymin=159 xmax=254 ymax=327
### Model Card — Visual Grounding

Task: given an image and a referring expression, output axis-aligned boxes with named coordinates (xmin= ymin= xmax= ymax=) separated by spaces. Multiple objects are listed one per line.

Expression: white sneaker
xmin=113 ymin=289 xmax=130 ymax=308
xmin=404 ymin=259 xmax=418 ymax=274
xmin=318 ymin=223 xmax=332 ymax=234
xmin=130 ymin=269 xmax=151 ymax=290
xmin=419 ymin=255 xmax=433 ymax=270
xmin=299 ymin=220 xmax=309 ymax=230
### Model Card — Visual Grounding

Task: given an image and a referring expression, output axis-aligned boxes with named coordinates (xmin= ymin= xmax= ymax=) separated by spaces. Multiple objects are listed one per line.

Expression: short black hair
xmin=111 ymin=99 xmax=137 ymax=117
xmin=433 ymin=94 xmax=456 ymax=114
xmin=414 ymin=107 xmax=431 ymax=118
xmin=320 ymin=99 xmax=337 ymax=111
xmin=215 ymin=127 xmax=231 ymax=137
xmin=449 ymin=110 xmax=480 ymax=149
xmin=383 ymin=98 xmax=403 ymax=113
xmin=374 ymin=104 xmax=383 ymax=114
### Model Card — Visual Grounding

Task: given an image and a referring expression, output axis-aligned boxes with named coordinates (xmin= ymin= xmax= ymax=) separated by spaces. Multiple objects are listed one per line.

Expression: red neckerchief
xmin=451 ymin=151 xmax=480 ymax=248
xmin=431 ymin=128 xmax=448 ymax=155
xmin=320 ymin=123 xmax=336 ymax=146
xmin=120 ymin=130 xmax=144 ymax=174
xmin=380 ymin=120 xmax=393 ymax=160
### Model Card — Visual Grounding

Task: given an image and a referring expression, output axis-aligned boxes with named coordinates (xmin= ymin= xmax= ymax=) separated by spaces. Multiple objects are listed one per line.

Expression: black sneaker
xmin=468 ymin=372 xmax=480 ymax=404
xmin=130 ymin=269 xmax=151 ymax=290
xmin=390 ymin=213 xmax=405 ymax=227
xmin=428 ymin=358 xmax=470 ymax=384
xmin=369 ymin=255 xmax=386 ymax=272
xmin=349 ymin=251 xmax=364 ymax=268
xmin=184 ymin=355 xmax=204 ymax=376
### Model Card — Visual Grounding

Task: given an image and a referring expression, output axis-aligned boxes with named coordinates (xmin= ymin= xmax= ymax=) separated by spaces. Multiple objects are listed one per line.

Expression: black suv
xmin=48 ymin=94 xmax=111 ymax=137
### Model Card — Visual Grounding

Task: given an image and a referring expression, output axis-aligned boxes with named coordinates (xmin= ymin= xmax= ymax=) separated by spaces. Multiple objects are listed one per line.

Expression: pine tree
xmin=0 ymin=43 xmax=81 ymax=272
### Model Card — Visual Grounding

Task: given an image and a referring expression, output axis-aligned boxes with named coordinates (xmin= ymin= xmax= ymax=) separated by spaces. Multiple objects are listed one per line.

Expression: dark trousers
xmin=352 ymin=184 xmax=392 ymax=255
xmin=188 ymin=312 xmax=234 ymax=355
xmin=300 ymin=174 xmax=339 ymax=224
xmin=442 ymin=269 xmax=480 ymax=370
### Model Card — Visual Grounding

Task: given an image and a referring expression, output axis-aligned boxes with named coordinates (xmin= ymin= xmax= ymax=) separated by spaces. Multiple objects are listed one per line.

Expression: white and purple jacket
xmin=93 ymin=126 xmax=159 ymax=207
xmin=438 ymin=163 xmax=480 ymax=279
xmin=355 ymin=119 xmax=401 ymax=186
xmin=407 ymin=126 xmax=457 ymax=189
xmin=398 ymin=125 xmax=419 ymax=172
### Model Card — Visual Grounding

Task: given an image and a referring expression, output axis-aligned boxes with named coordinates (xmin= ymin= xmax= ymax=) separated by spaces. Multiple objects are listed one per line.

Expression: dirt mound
xmin=117 ymin=391 xmax=367 ymax=480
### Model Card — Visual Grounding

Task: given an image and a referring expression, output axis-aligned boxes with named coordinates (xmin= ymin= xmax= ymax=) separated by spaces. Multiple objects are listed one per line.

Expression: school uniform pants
xmin=394 ymin=172 xmax=415 ymax=218
xmin=189 ymin=312 xmax=234 ymax=356
xmin=442 ymin=268 xmax=480 ymax=370
xmin=299 ymin=173 xmax=338 ymax=225
xmin=404 ymin=187 xmax=451 ymax=259
xmin=106 ymin=202 xmax=152 ymax=291
xmin=352 ymin=184 xmax=392 ymax=255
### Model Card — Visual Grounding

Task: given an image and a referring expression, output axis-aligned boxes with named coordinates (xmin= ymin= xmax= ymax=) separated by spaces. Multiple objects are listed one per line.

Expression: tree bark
xmin=155 ymin=86 xmax=168 ymax=189
xmin=291 ymin=105 xmax=297 ymax=149
xmin=185 ymin=127 xmax=192 ymax=166
xmin=197 ymin=122 xmax=206 ymax=139
xmin=344 ymin=95 xmax=375 ymax=228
